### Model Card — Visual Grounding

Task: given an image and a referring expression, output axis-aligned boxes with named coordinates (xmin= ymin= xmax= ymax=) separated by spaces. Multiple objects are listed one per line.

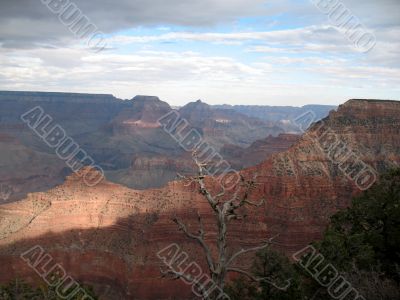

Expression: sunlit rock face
xmin=0 ymin=99 xmax=398 ymax=299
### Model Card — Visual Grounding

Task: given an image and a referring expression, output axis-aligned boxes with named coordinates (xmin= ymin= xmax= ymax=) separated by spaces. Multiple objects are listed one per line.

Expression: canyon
xmin=0 ymin=98 xmax=398 ymax=299
xmin=0 ymin=91 xmax=333 ymax=200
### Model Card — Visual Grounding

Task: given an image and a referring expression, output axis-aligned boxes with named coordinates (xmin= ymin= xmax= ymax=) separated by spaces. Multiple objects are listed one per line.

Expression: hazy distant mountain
xmin=0 ymin=91 xmax=332 ymax=200
xmin=215 ymin=103 xmax=337 ymax=132
xmin=220 ymin=133 xmax=300 ymax=169
xmin=179 ymin=100 xmax=284 ymax=148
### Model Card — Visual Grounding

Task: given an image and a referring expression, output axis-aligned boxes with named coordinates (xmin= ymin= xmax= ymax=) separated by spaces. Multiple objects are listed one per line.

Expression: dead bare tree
xmin=161 ymin=152 xmax=291 ymax=299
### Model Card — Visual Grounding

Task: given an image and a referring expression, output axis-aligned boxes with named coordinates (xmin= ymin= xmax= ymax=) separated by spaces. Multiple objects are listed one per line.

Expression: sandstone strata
xmin=0 ymin=99 xmax=398 ymax=299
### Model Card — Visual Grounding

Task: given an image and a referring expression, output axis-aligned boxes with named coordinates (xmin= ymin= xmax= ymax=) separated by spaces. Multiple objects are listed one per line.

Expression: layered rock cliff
xmin=221 ymin=133 xmax=300 ymax=169
xmin=0 ymin=91 xmax=308 ymax=197
xmin=0 ymin=99 xmax=397 ymax=299
xmin=179 ymin=100 xmax=285 ymax=149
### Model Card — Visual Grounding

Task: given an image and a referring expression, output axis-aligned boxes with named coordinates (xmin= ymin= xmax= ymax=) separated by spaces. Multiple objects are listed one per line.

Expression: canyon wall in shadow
xmin=0 ymin=99 xmax=398 ymax=299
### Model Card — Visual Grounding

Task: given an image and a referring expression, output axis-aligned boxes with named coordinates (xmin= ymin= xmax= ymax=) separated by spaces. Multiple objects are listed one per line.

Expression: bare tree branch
xmin=192 ymin=152 xmax=220 ymax=212
xmin=215 ymin=184 xmax=226 ymax=200
xmin=173 ymin=216 xmax=216 ymax=274
xmin=232 ymin=175 xmax=265 ymax=209
xmin=227 ymin=234 xmax=280 ymax=267
xmin=165 ymin=152 xmax=284 ymax=296
xmin=160 ymin=267 xmax=212 ymax=299
xmin=227 ymin=267 xmax=292 ymax=291
xmin=176 ymin=173 xmax=195 ymax=187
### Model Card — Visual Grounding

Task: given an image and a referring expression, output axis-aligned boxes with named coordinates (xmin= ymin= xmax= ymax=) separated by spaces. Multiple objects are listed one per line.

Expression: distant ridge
xmin=347 ymin=98 xmax=400 ymax=103
xmin=0 ymin=91 xmax=120 ymax=103
xmin=0 ymin=90 xmax=115 ymax=97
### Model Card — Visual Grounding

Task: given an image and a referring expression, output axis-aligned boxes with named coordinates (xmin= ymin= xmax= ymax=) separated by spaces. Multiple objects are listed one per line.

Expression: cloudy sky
xmin=0 ymin=0 xmax=399 ymax=106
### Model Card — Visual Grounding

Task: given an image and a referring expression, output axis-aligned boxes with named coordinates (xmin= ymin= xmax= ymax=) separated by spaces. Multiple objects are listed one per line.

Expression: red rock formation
xmin=110 ymin=96 xmax=172 ymax=132
xmin=0 ymin=99 xmax=399 ymax=299
xmin=240 ymin=99 xmax=400 ymax=252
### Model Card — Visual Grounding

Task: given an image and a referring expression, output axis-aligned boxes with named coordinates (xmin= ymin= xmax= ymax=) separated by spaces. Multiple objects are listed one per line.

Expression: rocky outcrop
xmin=0 ymin=91 xmax=128 ymax=200
xmin=0 ymin=135 xmax=69 ymax=202
xmin=221 ymin=133 xmax=300 ymax=169
xmin=111 ymin=96 xmax=172 ymax=131
xmin=0 ymin=92 xmax=304 ymax=198
xmin=0 ymin=169 xmax=206 ymax=299
xmin=0 ymin=99 xmax=398 ymax=299
xmin=179 ymin=100 xmax=285 ymax=149
xmin=240 ymin=99 xmax=400 ymax=252
xmin=106 ymin=154 xmax=195 ymax=189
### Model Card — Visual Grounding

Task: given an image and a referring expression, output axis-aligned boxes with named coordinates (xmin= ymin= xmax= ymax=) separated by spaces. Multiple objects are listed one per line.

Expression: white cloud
xmin=0 ymin=0 xmax=399 ymax=105
xmin=1 ymin=44 xmax=399 ymax=106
